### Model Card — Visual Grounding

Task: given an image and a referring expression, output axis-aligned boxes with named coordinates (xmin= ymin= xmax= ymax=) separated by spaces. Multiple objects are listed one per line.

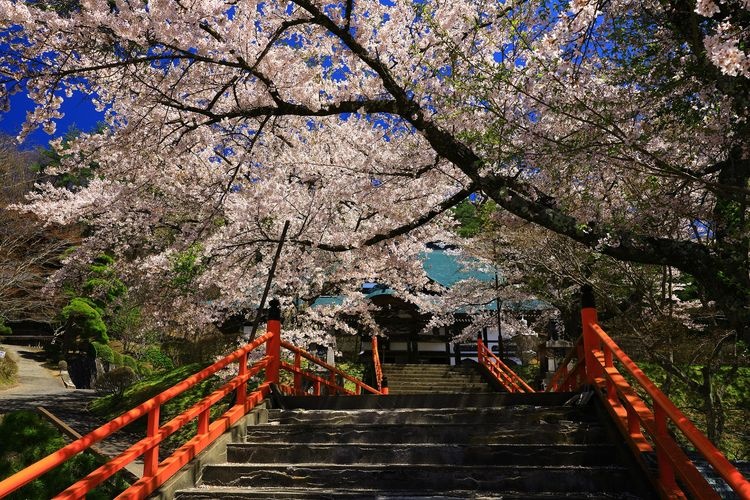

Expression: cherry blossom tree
xmin=0 ymin=0 xmax=747 ymax=339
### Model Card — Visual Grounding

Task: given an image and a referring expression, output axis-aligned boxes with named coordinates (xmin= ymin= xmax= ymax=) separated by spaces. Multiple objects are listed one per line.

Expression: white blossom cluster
xmin=0 ymin=0 xmax=746 ymax=335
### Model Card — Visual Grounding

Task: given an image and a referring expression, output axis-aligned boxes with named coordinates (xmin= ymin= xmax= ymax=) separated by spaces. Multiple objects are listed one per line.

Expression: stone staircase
xmin=382 ymin=363 xmax=495 ymax=394
xmin=174 ymin=392 xmax=655 ymax=499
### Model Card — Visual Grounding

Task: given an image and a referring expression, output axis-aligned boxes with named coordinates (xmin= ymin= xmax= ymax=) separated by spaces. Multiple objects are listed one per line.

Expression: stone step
xmin=382 ymin=363 xmax=477 ymax=369
xmin=383 ymin=367 xmax=481 ymax=373
xmin=273 ymin=392 xmax=578 ymax=410
xmin=385 ymin=384 xmax=490 ymax=390
xmin=265 ymin=406 xmax=596 ymax=425
xmin=386 ymin=386 xmax=492 ymax=393
xmin=176 ymin=486 xmax=642 ymax=499
xmin=385 ymin=377 xmax=487 ymax=383
xmin=198 ymin=463 xmax=638 ymax=493
xmin=383 ymin=373 xmax=481 ymax=378
xmin=245 ymin=422 xmax=608 ymax=445
xmin=384 ymin=378 xmax=489 ymax=384
xmin=384 ymin=369 xmax=481 ymax=376
xmin=227 ymin=442 xmax=618 ymax=466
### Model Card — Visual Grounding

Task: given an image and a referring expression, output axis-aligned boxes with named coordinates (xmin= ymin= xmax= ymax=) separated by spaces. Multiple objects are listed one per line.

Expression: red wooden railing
xmin=477 ymin=335 xmax=534 ymax=393
xmin=279 ymin=339 xmax=381 ymax=396
xmin=372 ymin=335 xmax=385 ymax=393
xmin=546 ymin=334 xmax=585 ymax=392
xmin=547 ymin=286 xmax=750 ymax=499
xmin=0 ymin=300 xmax=382 ymax=499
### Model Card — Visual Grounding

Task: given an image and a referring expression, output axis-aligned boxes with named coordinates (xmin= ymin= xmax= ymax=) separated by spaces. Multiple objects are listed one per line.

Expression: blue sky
xmin=0 ymin=91 xmax=103 ymax=148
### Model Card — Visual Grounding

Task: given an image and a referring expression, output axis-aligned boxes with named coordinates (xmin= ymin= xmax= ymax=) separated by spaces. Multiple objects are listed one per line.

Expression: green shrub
xmin=0 ymin=410 xmax=129 ymax=499
xmin=142 ymin=346 xmax=174 ymax=371
xmin=122 ymin=355 xmax=137 ymax=370
xmin=138 ymin=364 xmax=153 ymax=376
xmin=0 ymin=350 xmax=19 ymax=388
xmin=94 ymin=367 xmax=137 ymax=397
xmin=0 ymin=319 xmax=11 ymax=336
xmin=112 ymin=351 xmax=124 ymax=366
xmin=90 ymin=342 xmax=115 ymax=363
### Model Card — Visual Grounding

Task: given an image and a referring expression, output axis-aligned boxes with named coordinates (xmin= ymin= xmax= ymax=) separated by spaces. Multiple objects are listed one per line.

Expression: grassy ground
xmin=89 ymin=362 xmax=249 ymax=451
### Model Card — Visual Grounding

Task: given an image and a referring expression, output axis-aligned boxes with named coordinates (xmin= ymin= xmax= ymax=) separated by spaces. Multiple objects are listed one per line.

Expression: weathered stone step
xmin=266 ymin=406 xmax=595 ymax=426
xmin=227 ymin=442 xmax=618 ymax=466
xmin=199 ymin=463 xmax=637 ymax=493
xmin=383 ymin=370 xmax=484 ymax=376
xmin=384 ymin=371 xmax=482 ymax=378
xmin=176 ymin=486 xmax=642 ymax=499
xmin=388 ymin=376 xmax=487 ymax=387
xmin=383 ymin=364 xmax=478 ymax=370
xmin=245 ymin=422 xmax=608 ymax=445
xmin=274 ymin=391 xmax=578 ymax=410
xmin=385 ymin=384 xmax=491 ymax=391
xmin=385 ymin=380 xmax=490 ymax=387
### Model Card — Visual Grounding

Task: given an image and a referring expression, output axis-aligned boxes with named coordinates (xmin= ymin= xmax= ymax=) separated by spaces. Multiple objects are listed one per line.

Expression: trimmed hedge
xmin=90 ymin=341 xmax=115 ymax=364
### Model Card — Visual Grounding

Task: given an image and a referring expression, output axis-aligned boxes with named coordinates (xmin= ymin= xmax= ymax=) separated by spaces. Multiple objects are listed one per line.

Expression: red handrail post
xmin=265 ymin=299 xmax=282 ymax=385
xmin=654 ymin=403 xmax=678 ymax=490
xmin=382 ymin=377 xmax=389 ymax=395
xmin=372 ymin=335 xmax=383 ymax=392
xmin=328 ymin=371 xmax=336 ymax=395
xmin=581 ymin=285 xmax=602 ymax=384
xmin=198 ymin=408 xmax=209 ymax=436
xmin=237 ymin=351 xmax=248 ymax=407
xmin=144 ymin=406 xmax=160 ymax=477
xmin=293 ymin=352 xmax=302 ymax=395
xmin=477 ymin=334 xmax=484 ymax=365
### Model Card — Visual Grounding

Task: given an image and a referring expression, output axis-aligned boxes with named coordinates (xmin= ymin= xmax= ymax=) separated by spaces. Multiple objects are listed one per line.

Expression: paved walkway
xmin=1 ymin=344 xmax=66 ymax=396
xmin=0 ymin=343 xmax=144 ymax=479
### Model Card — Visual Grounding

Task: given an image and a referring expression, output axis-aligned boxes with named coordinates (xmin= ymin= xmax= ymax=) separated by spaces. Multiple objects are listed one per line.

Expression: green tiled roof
xmin=311 ymin=295 xmax=345 ymax=307
xmin=310 ymin=247 xmax=552 ymax=312
xmin=421 ymin=247 xmax=495 ymax=287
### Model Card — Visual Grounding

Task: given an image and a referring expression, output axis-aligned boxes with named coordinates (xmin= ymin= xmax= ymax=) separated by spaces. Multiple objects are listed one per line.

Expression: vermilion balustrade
xmin=371 ymin=335 xmax=386 ymax=393
xmin=546 ymin=286 xmax=750 ymax=499
xmin=278 ymin=339 xmax=381 ymax=396
xmin=0 ymin=302 xmax=382 ymax=499
xmin=477 ymin=335 xmax=534 ymax=393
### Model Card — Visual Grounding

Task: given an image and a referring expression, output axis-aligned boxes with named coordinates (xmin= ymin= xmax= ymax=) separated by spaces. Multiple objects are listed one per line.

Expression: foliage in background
xmin=0 ymin=411 xmax=129 ymax=499
xmin=0 ymin=318 xmax=10 ymax=336
xmin=83 ymin=254 xmax=127 ymax=307
xmin=161 ymin=335 xmax=239 ymax=366
xmin=638 ymin=363 xmax=750 ymax=461
xmin=141 ymin=346 xmax=175 ymax=371
xmin=170 ymin=245 xmax=205 ymax=293
xmin=0 ymin=135 xmax=72 ymax=325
